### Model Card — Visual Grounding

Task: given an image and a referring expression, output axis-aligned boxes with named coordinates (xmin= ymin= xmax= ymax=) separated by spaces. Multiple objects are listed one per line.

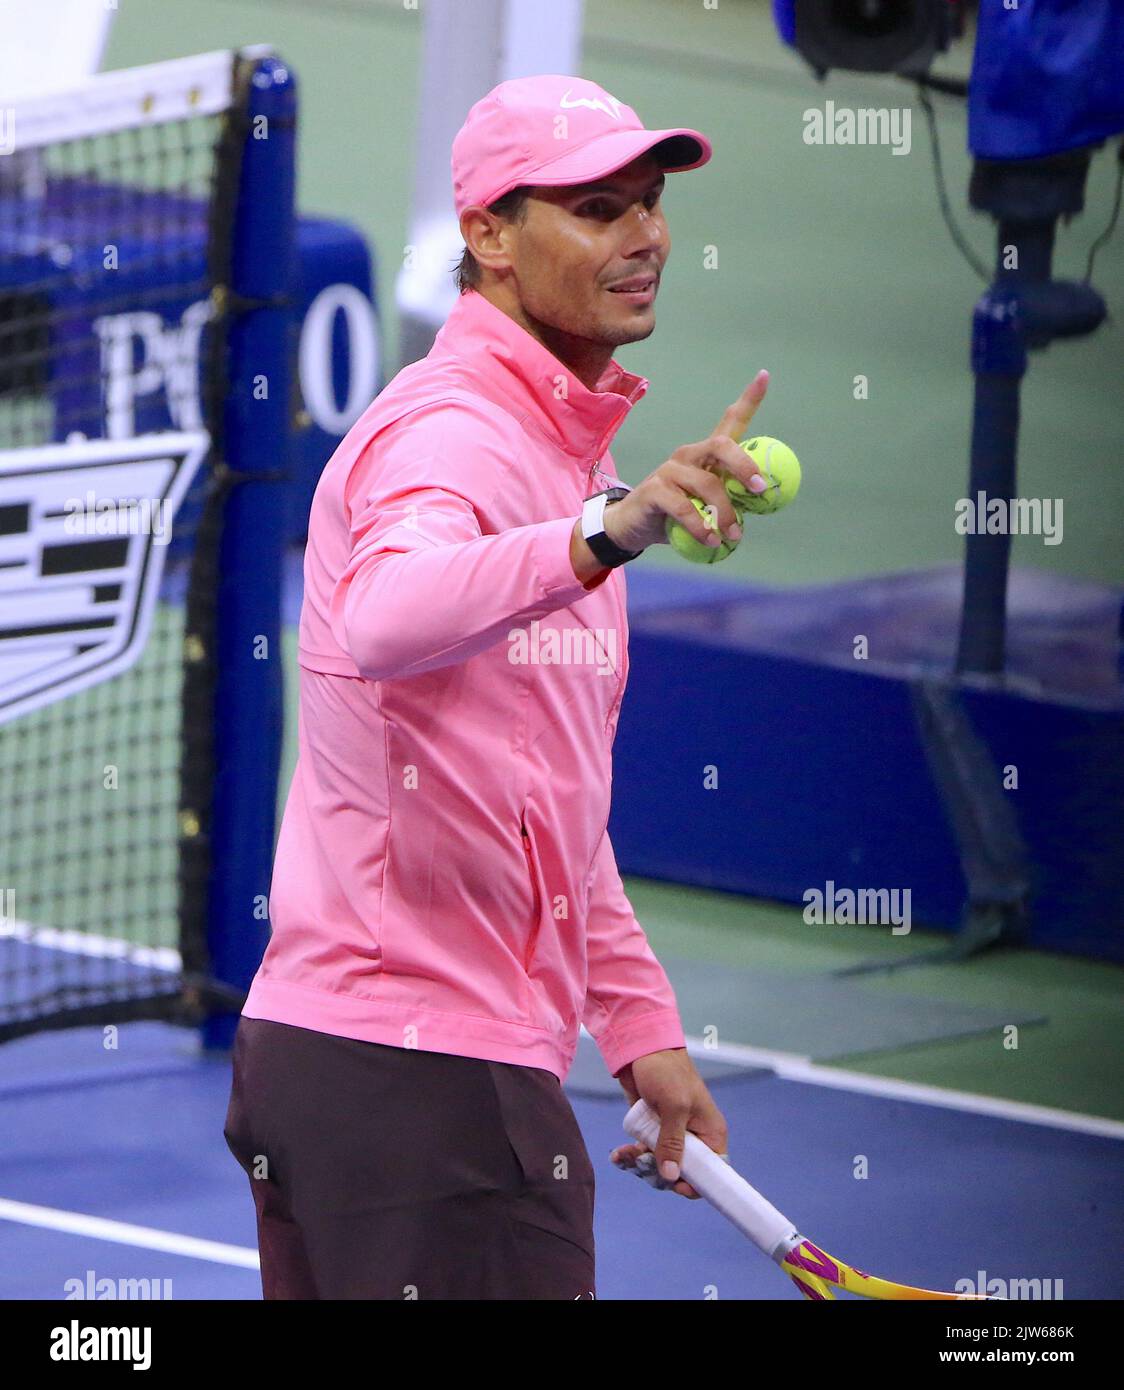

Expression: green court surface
xmin=114 ymin=2 xmax=1122 ymax=1124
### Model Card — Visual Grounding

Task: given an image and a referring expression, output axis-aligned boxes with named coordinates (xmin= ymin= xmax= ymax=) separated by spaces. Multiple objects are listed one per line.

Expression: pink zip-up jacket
xmin=242 ymin=287 xmax=686 ymax=1083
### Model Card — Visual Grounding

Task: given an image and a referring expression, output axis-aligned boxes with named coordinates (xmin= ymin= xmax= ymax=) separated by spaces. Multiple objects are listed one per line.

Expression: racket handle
xmin=623 ymin=1098 xmax=800 ymax=1263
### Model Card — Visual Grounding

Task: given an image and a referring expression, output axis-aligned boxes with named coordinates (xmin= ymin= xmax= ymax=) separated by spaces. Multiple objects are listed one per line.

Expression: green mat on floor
xmin=565 ymin=956 xmax=1046 ymax=1097
xmin=668 ymin=956 xmax=1046 ymax=1061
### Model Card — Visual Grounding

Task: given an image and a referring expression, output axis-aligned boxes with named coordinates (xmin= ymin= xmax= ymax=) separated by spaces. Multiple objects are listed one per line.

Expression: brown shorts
xmin=223 ymin=1016 xmax=596 ymax=1299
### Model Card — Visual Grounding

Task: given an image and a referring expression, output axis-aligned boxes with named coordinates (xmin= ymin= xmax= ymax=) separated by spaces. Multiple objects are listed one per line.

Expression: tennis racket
xmin=623 ymin=1098 xmax=990 ymax=1300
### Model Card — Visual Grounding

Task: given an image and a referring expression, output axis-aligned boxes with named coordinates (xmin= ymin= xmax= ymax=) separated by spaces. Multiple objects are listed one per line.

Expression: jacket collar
xmin=433 ymin=288 xmax=649 ymax=462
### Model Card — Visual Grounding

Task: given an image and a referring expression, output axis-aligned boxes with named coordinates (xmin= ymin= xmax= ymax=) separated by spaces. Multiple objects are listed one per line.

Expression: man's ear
xmin=460 ymin=205 xmax=518 ymax=277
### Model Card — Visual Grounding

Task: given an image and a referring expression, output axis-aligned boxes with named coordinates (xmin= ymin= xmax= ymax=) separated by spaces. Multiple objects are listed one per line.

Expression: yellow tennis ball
xmin=726 ymin=437 xmax=801 ymax=515
xmin=666 ymin=496 xmax=743 ymax=564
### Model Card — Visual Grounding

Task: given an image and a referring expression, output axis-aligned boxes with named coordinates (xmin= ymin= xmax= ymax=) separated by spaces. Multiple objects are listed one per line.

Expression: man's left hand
xmin=609 ymin=1047 xmax=728 ymax=1200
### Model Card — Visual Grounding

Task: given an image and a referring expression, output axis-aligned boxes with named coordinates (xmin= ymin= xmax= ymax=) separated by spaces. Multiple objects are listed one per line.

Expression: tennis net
xmin=0 ymin=49 xmax=287 ymax=1041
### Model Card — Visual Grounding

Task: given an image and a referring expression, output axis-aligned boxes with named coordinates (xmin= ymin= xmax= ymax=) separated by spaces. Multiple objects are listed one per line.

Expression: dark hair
xmin=454 ymin=187 xmax=530 ymax=293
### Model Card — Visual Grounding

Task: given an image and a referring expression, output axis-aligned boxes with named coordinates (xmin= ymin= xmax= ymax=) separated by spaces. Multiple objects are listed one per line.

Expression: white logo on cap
xmin=559 ymin=89 xmax=624 ymax=121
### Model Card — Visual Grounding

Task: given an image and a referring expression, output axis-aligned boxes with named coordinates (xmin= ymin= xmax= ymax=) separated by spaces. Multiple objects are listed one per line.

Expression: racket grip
xmin=623 ymin=1098 xmax=800 ymax=1263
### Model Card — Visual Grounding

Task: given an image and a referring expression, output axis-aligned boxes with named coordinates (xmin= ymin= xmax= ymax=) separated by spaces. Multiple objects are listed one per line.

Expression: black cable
xmin=915 ymin=81 xmax=991 ymax=282
xmin=909 ymin=71 xmax=1122 ymax=288
xmin=1083 ymin=140 xmax=1124 ymax=284
xmin=915 ymin=72 xmax=969 ymax=98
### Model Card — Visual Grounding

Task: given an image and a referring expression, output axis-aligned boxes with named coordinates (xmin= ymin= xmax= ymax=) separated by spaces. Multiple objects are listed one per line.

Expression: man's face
xmin=505 ymin=154 xmax=670 ymax=349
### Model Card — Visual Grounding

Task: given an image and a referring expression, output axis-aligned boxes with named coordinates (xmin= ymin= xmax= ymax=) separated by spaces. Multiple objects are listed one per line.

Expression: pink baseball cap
xmin=452 ymin=74 xmax=712 ymax=217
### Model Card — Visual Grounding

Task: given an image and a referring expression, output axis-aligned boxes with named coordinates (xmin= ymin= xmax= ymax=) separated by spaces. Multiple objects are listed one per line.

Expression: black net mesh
xmin=0 ymin=81 xmax=237 ymax=1040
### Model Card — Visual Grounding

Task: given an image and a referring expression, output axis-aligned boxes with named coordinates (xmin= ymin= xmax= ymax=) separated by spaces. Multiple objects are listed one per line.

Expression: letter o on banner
xmin=298 ymin=283 xmax=379 ymax=434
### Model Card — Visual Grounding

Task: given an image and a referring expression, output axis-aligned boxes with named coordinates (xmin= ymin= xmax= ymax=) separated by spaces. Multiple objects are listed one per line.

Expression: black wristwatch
xmin=580 ymin=486 xmax=642 ymax=569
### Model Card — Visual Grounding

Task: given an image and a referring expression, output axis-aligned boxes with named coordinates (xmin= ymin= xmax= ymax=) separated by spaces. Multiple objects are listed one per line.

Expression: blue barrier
xmin=610 ymin=566 xmax=1124 ymax=962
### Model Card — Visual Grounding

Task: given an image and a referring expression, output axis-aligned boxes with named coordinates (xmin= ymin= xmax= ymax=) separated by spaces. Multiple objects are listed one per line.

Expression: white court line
xmin=0 ymin=1198 xmax=259 ymax=1268
xmin=681 ymin=1034 xmax=1124 ymax=1140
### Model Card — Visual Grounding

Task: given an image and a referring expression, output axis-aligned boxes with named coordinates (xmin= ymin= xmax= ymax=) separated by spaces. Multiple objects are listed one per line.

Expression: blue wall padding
xmin=609 ymin=570 xmax=1123 ymax=962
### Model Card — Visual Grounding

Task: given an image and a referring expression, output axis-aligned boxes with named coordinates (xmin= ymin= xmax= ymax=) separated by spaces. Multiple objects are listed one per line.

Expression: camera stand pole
xmin=958 ymin=149 xmax=1106 ymax=670
xmin=838 ymin=149 xmax=1108 ymax=979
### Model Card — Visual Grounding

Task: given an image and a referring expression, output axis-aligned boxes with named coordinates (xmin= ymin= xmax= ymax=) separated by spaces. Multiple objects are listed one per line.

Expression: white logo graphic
xmin=0 ymin=431 xmax=208 ymax=726
xmin=559 ymin=89 xmax=624 ymax=121
xmin=96 ymin=285 xmax=378 ymax=440
xmin=95 ymin=303 xmax=211 ymax=440
xmin=298 ymin=283 xmax=381 ymax=435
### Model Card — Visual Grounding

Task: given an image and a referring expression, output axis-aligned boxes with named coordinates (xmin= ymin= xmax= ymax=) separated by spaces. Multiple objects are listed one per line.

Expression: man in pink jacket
xmin=225 ymin=73 xmax=771 ymax=1299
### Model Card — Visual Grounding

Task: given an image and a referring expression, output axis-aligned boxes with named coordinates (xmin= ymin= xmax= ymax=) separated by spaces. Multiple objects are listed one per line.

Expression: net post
xmin=197 ymin=54 xmax=297 ymax=1050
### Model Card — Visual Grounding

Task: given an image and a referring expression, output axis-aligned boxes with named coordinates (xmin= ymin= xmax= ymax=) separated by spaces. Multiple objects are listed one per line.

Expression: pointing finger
xmin=713 ymin=369 xmax=769 ymax=442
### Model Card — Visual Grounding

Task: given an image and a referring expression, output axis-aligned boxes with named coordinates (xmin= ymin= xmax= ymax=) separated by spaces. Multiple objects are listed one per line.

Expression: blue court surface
xmin=1 ymin=1022 xmax=1120 ymax=1300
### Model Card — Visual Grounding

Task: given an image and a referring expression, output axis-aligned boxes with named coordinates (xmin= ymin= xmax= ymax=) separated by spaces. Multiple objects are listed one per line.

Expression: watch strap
xmin=581 ymin=487 xmax=641 ymax=568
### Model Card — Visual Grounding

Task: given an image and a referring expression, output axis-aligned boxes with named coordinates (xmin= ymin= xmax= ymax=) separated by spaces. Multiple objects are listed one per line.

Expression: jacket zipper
xmin=521 ymin=817 xmax=542 ymax=971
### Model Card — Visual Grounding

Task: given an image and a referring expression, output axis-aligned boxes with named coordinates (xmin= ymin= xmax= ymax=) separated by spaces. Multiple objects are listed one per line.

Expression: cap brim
xmin=506 ymin=126 xmax=712 ymax=198
xmin=644 ymin=130 xmax=713 ymax=172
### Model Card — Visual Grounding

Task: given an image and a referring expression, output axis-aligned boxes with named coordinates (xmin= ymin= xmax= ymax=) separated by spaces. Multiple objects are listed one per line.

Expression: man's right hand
xmin=604 ymin=369 xmax=772 ymax=555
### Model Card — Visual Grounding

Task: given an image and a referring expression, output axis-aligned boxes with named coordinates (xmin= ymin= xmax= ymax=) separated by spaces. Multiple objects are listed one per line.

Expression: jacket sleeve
xmin=330 ymin=399 xmax=610 ymax=681
xmin=582 ymin=828 xmax=687 ymax=1077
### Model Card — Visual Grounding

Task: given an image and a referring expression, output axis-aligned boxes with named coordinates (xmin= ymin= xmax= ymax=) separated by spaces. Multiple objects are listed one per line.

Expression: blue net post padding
xmin=199 ymin=57 xmax=297 ymax=1049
